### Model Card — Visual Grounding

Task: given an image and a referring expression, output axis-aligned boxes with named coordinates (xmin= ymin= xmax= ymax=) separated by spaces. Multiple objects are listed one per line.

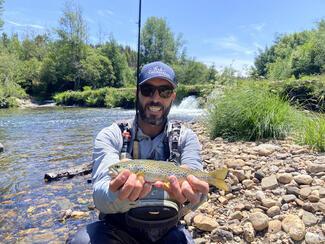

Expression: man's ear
xmin=171 ymin=92 xmax=176 ymax=100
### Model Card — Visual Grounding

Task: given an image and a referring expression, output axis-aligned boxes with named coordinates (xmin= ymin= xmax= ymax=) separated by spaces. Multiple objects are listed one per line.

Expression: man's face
xmin=138 ymin=78 xmax=176 ymax=126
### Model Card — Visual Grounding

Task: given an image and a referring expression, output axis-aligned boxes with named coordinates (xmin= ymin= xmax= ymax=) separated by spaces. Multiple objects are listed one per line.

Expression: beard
xmin=138 ymin=100 xmax=173 ymax=126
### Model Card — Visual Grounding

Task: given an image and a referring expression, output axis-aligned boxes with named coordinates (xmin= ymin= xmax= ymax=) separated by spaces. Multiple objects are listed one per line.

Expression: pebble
xmin=305 ymin=232 xmax=324 ymax=244
xmin=281 ymin=214 xmax=306 ymax=241
xmin=277 ymin=173 xmax=293 ymax=184
xmin=302 ymin=211 xmax=318 ymax=226
xmin=0 ymin=143 xmax=3 ymax=153
xmin=268 ymin=220 xmax=282 ymax=233
xmin=243 ymin=222 xmax=255 ymax=242
xmin=249 ymin=212 xmax=269 ymax=231
xmin=293 ymin=174 xmax=313 ymax=185
xmin=267 ymin=206 xmax=280 ymax=217
xmin=261 ymin=175 xmax=278 ymax=190
xmin=193 ymin=214 xmax=218 ymax=232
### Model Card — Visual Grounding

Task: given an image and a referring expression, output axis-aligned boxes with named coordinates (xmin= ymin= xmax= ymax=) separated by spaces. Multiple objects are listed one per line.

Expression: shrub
xmin=294 ymin=113 xmax=325 ymax=152
xmin=207 ymin=82 xmax=296 ymax=141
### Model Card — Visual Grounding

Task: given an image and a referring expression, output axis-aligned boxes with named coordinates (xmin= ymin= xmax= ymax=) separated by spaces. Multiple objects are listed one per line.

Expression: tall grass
xmin=207 ymin=82 xmax=296 ymax=141
xmin=294 ymin=114 xmax=325 ymax=152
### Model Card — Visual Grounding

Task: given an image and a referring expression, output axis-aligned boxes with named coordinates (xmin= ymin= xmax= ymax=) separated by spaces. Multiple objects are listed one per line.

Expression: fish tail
xmin=208 ymin=168 xmax=229 ymax=191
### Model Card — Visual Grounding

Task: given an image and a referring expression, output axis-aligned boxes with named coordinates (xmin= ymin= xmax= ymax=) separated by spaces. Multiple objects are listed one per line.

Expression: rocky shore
xmin=186 ymin=122 xmax=325 ymax=243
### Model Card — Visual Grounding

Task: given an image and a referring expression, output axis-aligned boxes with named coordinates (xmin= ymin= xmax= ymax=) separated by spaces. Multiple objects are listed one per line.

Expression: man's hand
xmin=154 ymin=165 xmax=209 ymax=205
xmin=109 ymin=169 xmax=152 ymax=201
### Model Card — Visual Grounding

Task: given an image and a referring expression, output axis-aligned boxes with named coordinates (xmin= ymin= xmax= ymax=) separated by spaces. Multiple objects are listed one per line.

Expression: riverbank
xmin=187 ymin=122 xmax=325 ymax=243
xmin=1 ymin=119 xmax=324 ymax=243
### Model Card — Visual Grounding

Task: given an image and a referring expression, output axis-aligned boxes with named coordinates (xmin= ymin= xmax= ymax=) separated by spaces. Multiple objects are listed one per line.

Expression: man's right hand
xmin=109 ymin=169 xmax=152 ymax=201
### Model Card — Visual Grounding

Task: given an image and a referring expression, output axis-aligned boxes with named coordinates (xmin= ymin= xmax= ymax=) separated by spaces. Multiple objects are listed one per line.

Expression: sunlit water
xmin=0 ymin=103 xmax=204 ymax=242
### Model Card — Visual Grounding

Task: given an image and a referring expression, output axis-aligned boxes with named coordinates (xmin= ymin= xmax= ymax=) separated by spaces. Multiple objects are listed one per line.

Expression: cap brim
xmin=139 ymin=76 xmax=177 ymax=88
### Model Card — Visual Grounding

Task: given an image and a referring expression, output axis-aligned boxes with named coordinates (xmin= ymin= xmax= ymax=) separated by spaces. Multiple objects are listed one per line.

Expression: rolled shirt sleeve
xmin=179 ymin=127 xmax=203 ymax=170
xmin=92 ymin=123 xmax=136 ymax=214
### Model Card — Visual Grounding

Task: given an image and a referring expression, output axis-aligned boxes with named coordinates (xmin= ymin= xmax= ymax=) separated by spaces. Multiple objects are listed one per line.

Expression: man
xmin=69 ymin=61 xmax=209 ymax=243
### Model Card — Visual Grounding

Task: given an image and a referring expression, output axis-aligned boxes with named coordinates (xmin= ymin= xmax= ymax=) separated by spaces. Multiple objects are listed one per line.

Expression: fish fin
xmin=208 ymin=168 xmax=229 ymax=191
xmin=163 ymin=182 xmax=170 ymax=190
xmin=136 ymin=172 xmax=145 ymax=180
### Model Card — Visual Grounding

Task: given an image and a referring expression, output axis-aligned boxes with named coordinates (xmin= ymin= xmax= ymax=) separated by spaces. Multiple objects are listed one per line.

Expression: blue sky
xmin=3 ymin=0 xmax=325 ymax=72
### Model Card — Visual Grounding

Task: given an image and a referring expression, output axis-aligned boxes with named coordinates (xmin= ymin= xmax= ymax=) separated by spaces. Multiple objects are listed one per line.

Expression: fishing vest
xmin=117 ymin=119 xmax=182 ymax=164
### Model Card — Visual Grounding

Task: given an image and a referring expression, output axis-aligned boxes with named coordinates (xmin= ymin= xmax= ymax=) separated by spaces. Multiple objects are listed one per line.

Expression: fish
xmin=108 ymin=159 xmax=229 ymax=191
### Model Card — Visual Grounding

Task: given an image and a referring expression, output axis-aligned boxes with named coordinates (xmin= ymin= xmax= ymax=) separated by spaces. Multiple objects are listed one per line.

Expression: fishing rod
xmin=133 ymin=0 xmax=142 ymax=159
xmin=135 ymin=0 xmax=142 ymax=117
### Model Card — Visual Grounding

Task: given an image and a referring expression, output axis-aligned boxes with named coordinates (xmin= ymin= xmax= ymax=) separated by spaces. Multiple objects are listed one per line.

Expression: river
xmin=0 ymin=103 xmax=204 ymax=242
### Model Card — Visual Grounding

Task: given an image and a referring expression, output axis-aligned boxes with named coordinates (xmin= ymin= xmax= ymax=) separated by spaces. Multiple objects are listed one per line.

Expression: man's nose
xmin=151 ymin=89 xmax=161 ymax=100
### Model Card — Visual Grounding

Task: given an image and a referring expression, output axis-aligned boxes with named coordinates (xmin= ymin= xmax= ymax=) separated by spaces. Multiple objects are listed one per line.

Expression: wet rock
xmin=293 ymin=174 xmax=313 ymax=185
xmin=305 ymin=232 xmax=324 ymax=244
xmin=268 ymin=220 xmax=282 ymax=233
xmin=261 ymin=175 xmax=278 ymax=190
xmin=282 ymin=214 xmax=306 ymax=241
xmin=249 ymin=212 xmax=269 ymax=231
xmin=193 ymin=214 xmax=218 ymax=232
xmin=302 ymin=211 xmax=318 ymax=226
xmin=70 ymin=211 xmax=89 ymax=219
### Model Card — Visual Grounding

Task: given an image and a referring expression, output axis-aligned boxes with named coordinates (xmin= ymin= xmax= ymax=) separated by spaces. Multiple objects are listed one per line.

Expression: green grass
xmin=294 ymin=113 xmax=325 ymax=152
xmin=207 ymin=82 xmax=296 ymax=141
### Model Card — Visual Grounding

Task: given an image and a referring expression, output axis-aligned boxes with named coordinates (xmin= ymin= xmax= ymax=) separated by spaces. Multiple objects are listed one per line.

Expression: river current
xmin=0 ymin=103 xmax=204 ymax=242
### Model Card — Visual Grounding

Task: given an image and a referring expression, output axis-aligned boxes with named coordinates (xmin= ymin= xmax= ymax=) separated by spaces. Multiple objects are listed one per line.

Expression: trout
xmin=108 ymin=160 xmax=228 ymax=191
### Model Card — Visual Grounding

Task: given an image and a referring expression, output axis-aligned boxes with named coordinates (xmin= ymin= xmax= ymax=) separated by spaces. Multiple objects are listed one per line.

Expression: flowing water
xmin=0 ymin=103 xmax=204 ymax=242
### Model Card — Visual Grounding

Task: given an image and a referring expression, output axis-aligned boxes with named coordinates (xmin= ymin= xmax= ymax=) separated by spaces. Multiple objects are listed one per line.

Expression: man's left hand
xmin=154 ymin=165 xmax=209 ymax=205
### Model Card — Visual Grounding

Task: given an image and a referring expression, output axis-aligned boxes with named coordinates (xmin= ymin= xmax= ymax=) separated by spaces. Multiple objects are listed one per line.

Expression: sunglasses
xmin=140 ymin=84 xmax=174 ymax=99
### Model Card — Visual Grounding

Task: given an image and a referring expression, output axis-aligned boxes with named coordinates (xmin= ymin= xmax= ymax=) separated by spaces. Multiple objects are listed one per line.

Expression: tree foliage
xmin=0 ymin=0 xmax=4 ymax=31
xmin=141 ymin=17 xmax=183 ymax=65
xmin=253 ymin=20 xmax=325 ymax=79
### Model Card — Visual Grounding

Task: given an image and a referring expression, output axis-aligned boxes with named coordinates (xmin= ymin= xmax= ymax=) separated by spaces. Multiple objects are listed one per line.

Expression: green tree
xmin=100 ymin=37 xmax=133 ymax=87
xmin=141 ymin=17 xmax=183 ymax=64
xmin=80 ymin=47 xmax=115 ymax=88
xmin=55 ymin=1 xmax=88 ymax=90
xmin=0 ymin=0 xmax=4 ymax=31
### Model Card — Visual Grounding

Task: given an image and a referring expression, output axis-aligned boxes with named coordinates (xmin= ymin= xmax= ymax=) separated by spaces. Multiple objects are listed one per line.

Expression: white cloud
xmin=240 ymin=23 xmax=266 ymax=32
xmin=198 ymin=56 xmax=254 ymax=76
xmin=97 ymin=9 xmax=114 ymax=17
xmin=204 ymin=35 xmax=254 ymax=56
xmin=6 ymin=20 xmax=44 ymax=29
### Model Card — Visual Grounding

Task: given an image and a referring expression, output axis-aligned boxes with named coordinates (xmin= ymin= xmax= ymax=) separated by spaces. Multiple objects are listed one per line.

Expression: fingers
xmin=109 ymin=170 xmax=131 ymax=192
xmin=138 ymin=182 xmax=152 ymax=199
xmin=181 ymin=180 xmax=200 ymax=205
xmin=187 ymin=175 xmax=209 ymax=195
xmin=167 ymin=176 xmax=187 ymax=204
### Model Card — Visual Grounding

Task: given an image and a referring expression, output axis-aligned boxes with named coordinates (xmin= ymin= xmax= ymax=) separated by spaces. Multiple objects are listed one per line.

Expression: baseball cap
xmin=138 ymin=61 xmax=177 ymax=88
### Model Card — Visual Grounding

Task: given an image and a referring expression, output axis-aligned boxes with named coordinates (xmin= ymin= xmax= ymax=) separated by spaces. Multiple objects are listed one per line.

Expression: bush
xmin=276 ymin=77 xmax=325 ymax=112
xmin=207 ymin=82 xmax=296 ymax=141
xmin=294 ymin=113 xmax=325 ymax=152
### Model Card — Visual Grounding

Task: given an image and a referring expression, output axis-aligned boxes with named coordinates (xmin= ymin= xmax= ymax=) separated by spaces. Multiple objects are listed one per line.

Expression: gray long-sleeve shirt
xmin=92 ymin=118 xmax=202 ymax=214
